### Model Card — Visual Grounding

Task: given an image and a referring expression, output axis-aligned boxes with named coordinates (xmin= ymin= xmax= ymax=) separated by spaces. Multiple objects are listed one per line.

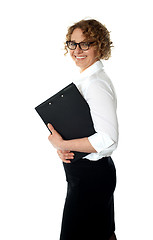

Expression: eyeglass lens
xmin=67 ymin=41 xmax=90 ymax=50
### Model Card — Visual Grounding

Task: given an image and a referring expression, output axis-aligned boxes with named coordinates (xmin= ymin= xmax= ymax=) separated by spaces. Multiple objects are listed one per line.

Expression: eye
xmin=80 ymin=42 xmax=88 ymax=47
xmin=69 ymin=41 xmax=76 ymax=47
xmin=80 ymin=42 xmax=89 ymax=50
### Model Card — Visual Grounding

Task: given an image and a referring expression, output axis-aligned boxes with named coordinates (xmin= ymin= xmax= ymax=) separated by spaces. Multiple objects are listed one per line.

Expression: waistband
xmin=63 ymin=156 xmax=114 ymax=176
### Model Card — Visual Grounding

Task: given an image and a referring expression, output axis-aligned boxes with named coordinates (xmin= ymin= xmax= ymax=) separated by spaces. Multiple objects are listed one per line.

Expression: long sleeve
xmin=87 ymin=78 xmax=118 ymax=152
xmin=73 ymin=60 xmax=119 ymax=160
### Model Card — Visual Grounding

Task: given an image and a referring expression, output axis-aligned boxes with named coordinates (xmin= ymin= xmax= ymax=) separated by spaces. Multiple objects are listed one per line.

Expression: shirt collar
xmin=74 ymin=60 xmax=104 ymax=83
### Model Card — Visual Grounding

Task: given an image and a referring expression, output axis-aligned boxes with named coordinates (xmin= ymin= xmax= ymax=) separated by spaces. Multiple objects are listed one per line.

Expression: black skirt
xmin=60 ymin=156 xmax=116 ymax=240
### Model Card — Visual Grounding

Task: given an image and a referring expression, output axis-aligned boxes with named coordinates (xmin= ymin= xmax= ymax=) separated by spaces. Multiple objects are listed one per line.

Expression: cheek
xmin=70 ymin=50 xmax=74 ymax=58
xmin=86 ymin=48 xmax=98 ymax=60
xmin=93 ymin=48 xmax=99 ymax=59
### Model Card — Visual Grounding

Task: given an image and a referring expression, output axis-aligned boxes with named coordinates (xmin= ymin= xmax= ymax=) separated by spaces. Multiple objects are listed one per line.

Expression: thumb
xmin=47 ymin=123 xmax=54 ymax=132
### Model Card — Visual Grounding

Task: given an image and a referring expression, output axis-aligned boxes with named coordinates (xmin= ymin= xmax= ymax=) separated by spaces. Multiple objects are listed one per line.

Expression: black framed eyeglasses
xmin=66 ymin=41 xmax=95 ymax=51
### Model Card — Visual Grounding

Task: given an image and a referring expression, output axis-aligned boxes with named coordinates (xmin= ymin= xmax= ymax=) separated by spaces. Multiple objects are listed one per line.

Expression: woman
xmin=48 ymin=19 xmax=118 ymax=240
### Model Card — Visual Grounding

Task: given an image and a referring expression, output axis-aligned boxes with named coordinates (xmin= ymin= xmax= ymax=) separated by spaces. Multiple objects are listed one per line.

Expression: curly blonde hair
xmin=64 ymin=19 xmax=113 ymax=60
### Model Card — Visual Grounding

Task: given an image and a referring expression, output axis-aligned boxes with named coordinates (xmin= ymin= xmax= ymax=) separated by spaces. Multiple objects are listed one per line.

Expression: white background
xmin=0 ymin=0 xmax=153 ymax=239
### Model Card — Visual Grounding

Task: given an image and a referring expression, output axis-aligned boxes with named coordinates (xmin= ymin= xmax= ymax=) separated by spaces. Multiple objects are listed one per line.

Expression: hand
xmin=57 ymin=150 xmax=74 ymax=164
xmin=48 ymin=123 xmax=64 ymax=150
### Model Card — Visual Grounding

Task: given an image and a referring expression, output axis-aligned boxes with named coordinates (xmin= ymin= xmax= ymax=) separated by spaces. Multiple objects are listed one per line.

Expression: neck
xmin=79 ymin=59 xmax=99 ymax=73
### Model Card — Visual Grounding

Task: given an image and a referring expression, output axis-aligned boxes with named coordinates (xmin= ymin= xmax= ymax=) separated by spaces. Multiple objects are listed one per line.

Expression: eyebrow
xmin=70 ymin=40 xmax=87 ymax=43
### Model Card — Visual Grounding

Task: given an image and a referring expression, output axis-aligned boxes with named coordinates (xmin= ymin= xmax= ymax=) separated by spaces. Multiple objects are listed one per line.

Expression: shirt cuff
xmin=88 ymin=132 xmax=114 ymax=153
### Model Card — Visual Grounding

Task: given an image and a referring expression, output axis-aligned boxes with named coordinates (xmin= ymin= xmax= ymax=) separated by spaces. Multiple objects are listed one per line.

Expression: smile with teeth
xmin=75 ymin=56 xmax=87 ymax=59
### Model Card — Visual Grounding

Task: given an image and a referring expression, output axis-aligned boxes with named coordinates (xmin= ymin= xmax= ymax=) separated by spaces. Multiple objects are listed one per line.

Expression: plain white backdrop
xmin=0 ymin=0 xmax=153 ymax=239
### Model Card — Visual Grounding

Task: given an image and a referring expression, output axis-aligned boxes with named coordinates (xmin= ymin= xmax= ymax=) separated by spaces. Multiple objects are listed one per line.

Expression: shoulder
xmin=87 ymin=70 xmax=116 ymax=100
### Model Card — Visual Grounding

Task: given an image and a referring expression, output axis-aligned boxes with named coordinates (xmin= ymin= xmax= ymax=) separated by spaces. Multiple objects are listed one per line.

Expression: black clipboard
xmin=35 ymin=83 xmax=96 ymax=162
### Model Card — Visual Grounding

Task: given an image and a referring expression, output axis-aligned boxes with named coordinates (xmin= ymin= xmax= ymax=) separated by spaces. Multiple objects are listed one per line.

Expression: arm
xmin=48 ymin=79 xmax=118 ymax=163
xmin=85 ymin=80 xmax=118 ymax=153
xmin=48 ymin=123 xmax=97 ymax=153
xmin=48 ymin=123 xmax=96 ymax=163
xmin=61 ymin=137 xmax=97 ymax=153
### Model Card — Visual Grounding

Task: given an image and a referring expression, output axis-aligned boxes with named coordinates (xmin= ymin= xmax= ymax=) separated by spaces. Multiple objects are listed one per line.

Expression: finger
xmin=57 ymin=152 xmax=73 ymax=163
xmin=66 ymin=153 xmax=74 ymax=159
xmin=57 ymin=150 xmax=70 ymax=154
xmin=57 ymin=150 xmax=66 ymax=157
xmin=62 ymin=159 xmax=71 ymax=164
xmin=57 ymin=150 xmax=74 ymax=156
xmin=57 ymin=154 xmax=71 ymax=163
xmin=58 ymin=151 xmax=74 ymax=159
xmin=47 ymin=123 xmax=54 ymax=132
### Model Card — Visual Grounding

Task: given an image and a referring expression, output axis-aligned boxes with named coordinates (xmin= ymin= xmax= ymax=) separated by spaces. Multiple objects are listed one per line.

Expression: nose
xmin=74 ymin=44 xmax=83 ymax=54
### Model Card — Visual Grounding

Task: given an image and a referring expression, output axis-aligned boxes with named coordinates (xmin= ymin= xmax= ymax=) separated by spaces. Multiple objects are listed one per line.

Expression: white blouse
xmin=73 ymin=60 xmax=119 ymax=161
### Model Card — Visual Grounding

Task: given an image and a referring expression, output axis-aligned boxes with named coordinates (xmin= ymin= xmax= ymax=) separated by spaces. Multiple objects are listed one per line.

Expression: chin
xmin=75 ymin=60 xmax=86 ymax=68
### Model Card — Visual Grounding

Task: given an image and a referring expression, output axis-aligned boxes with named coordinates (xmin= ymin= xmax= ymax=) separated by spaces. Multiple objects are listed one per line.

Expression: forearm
xmin=47 ymin=124 xmax=97 ymax=153
xmin=61 ymin=137 xmax=97 ymax=153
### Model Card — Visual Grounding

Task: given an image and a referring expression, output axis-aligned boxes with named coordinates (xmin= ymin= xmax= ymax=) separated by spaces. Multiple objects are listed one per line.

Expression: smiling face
xmin=69 ymin=28 xmax=99 ymax=72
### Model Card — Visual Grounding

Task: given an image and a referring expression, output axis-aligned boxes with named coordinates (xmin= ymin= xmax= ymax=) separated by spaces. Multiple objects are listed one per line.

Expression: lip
xmin=74 ymin=55 xmax=87 ymax=59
